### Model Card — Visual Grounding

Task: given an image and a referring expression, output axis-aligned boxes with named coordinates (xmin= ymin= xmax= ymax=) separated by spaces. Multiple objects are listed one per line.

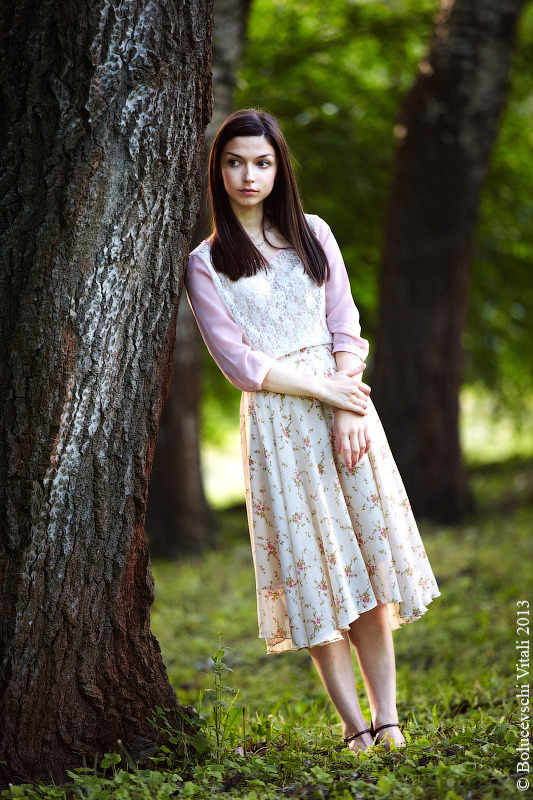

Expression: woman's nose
xmin=244 ymin=165 xmax=254 ymax=182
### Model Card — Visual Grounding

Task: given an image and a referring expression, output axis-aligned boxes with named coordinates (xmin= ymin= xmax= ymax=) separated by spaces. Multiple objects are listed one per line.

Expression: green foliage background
xmin=202 ymin=0 xmax=533 ymax=441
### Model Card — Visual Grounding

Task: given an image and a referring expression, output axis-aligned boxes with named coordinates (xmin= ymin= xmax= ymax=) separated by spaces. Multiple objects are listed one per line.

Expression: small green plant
xmin=200 ymin=632 xmax=243 ymax=758
xmin=148 ymin=705 xmax=210 ymax=772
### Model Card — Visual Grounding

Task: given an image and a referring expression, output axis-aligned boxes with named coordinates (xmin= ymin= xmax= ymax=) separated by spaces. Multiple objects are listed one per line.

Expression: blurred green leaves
xmin=201 ymin=0 xmax=533 ymax=442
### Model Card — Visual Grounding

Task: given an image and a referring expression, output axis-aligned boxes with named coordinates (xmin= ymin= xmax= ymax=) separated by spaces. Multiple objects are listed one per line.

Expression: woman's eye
xmin=228 ymin=158 xmax=240 ymax=166
xmin=258 ymin=161 xmax=271 ymax=168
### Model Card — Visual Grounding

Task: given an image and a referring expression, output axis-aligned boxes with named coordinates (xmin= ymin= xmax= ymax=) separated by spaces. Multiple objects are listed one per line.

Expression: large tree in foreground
xmin=0 ymin=0 xmax=212 ymax=784
xmin=372 ymin=0 xmax=525 ymax=522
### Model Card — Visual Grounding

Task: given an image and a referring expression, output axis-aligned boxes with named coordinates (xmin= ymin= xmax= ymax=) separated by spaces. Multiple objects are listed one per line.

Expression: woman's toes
xmin=346 ymin=732 xmax=373 ymax=753
xmin=373 ymin=725 xmax=405 ymax=751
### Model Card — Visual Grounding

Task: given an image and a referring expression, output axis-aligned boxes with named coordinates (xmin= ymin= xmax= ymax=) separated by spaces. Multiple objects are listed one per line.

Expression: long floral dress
xmin=187 ymin=215 xmax=440 ymax=654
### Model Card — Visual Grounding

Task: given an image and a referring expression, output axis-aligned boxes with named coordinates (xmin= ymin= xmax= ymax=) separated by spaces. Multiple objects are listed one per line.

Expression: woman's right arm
xmin=186 ymin=253 xmax=276 ymax=392
xmin=262 ymin=361 xmax=370 ymax=413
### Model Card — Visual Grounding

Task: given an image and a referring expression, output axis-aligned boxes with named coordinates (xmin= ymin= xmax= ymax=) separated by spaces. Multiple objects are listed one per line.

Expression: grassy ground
xmin=3 ymin=459 xmax=531 ymax=799
xmin=147 ymin=458 xmax=532 ymax=799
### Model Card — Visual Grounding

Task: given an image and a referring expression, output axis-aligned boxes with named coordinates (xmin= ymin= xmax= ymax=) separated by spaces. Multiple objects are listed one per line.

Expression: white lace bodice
xmin=192 ymin=220 xmax=333 ymax=360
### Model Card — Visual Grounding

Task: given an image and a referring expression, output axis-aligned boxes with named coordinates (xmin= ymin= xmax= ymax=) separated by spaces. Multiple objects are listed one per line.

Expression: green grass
xmin=3 ymin=460 xmax=531 ymax=799
xmin=145 ymin=462 xmax=532 ymax=799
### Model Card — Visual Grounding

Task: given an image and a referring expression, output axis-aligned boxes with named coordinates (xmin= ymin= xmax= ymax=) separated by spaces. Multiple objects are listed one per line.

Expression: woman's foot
xmin=343 ymin=726 xmax=374 ymax=754
xmin=370 ymin=721 xmax=405 ymax=751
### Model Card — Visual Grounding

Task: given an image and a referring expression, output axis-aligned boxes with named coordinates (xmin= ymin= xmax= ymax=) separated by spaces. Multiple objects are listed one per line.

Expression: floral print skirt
xmin=240 ymin=344 xmax=440 ymax=655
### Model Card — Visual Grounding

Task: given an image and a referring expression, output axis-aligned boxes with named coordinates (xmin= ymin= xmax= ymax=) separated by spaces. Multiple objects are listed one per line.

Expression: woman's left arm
xmin=314 ymin=214 xmax=372 ymax=469
xmin=316 ymin=215 xmax=370 ymax=365
xmin=334 ymin=351 xmax=371 ymax=469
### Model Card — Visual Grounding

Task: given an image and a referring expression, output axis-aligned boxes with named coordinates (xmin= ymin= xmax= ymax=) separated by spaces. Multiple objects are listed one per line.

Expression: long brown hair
xmin=208 ymin=109 xmax=329 ymax=284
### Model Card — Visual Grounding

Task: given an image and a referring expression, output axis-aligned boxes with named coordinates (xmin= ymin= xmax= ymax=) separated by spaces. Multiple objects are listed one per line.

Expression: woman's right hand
xmin=320 ymin=365 xmax=371 ymax=414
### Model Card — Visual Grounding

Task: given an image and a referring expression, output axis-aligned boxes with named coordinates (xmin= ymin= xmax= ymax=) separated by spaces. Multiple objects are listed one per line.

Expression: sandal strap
xmin=371 ymin=722 xmax=401 ymax=737
xmin=344 ymin=728 xmax=371 ymax=745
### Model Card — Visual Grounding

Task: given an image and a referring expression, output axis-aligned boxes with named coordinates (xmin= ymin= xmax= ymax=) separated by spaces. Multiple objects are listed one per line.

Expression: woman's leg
xmin=308 ymin=633 xmax=373 ymax=752
xmin=347 ymin=603 xmax=405 ymax=748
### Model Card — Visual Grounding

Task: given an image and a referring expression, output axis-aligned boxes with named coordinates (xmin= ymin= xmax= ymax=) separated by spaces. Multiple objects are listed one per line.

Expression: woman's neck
xmin=229 ymin=200 xmax=265 ymax=236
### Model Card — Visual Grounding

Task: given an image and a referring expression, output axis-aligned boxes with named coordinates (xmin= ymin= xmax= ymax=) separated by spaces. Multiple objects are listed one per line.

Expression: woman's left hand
xmin=334 ymin=409 xmax=371 ymax=470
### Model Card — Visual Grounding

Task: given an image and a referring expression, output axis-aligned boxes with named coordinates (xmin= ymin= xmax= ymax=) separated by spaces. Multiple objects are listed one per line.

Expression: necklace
xmin=247 ymin=230 xmax=267 ymax=252
xmin=248 ymin=228 xmax=280 ymax=253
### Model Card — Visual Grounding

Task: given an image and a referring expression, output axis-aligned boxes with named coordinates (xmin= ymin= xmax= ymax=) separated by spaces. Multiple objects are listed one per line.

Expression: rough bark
xmin=372 ymin=0 xmax=524 ymax=522
xmin=147 ymin=0 xmax=251 ymax=556
xmin=0 ymin=0 xmax=212 ymax=784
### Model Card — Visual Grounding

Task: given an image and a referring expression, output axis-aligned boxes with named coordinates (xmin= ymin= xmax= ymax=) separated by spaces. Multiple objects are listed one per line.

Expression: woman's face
xmin=220 ymin=135 xmax=278 ymax=214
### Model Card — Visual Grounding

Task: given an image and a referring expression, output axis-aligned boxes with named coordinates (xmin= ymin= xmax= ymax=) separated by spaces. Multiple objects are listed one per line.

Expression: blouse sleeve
xmin=314 ymin=216 xmax=370 ymax=364
xmin=185 ymin=252 xmax=276 ymax=392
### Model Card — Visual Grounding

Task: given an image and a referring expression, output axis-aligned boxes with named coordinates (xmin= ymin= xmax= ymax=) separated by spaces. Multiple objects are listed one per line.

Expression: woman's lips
xmin=239 ymin=189 xmax=258 ymax=195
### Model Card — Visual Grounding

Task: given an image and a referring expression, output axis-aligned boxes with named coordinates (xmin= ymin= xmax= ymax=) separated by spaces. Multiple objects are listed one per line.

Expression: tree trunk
xmin=371 ymin=0 xmax=524 ymax=523
xmin=147 ymin=0 xmax=251 ymax=556
xmin=0 ymin=0 xmax=212 ymax=784
xmin=208 ymin=0 xmax=253 ymax=139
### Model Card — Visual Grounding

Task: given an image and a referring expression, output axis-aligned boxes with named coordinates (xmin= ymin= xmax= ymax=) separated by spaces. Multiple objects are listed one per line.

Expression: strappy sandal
xmin=370 ymin=722 xmax=404 ymax=748
xmin=344 ymin=727 xmax=371 ymax=747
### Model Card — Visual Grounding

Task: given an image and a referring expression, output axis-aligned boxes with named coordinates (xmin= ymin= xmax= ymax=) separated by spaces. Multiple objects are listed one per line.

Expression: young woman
xmin=186 ymin=109 xmax=440 ymax=753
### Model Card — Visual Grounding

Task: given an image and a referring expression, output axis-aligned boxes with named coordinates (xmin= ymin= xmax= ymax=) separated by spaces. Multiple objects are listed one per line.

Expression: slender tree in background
xmin=147 ymin=0 xmax=252 ymax=557
xmin=372 ymin=0 xmax=525 ymax=523
xmin=207 ymin=0 xmax=253 ymax=136
xmin=0 ymin=0 xmax=212 ymax=784
xmin=145 ymin=295 xmax=216 ymax=558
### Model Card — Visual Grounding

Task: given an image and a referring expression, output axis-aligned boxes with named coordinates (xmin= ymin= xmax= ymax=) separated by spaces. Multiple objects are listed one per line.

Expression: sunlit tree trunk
xmin=147 ymin=0 xmax=252 ymax=556
xmin=0 ymin=0 xmax=212 ymax=784
xmin=372 ymin=0 xmax=524 ymax=522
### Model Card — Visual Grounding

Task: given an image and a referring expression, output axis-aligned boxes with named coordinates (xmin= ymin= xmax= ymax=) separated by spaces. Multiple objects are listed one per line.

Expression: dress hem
xmin=262 ymin=591 xmax=441 ymax=655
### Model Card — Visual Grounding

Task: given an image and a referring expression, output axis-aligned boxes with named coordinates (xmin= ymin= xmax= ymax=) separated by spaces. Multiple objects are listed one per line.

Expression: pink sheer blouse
xmin=185 ymin=215 xmax=369 ymax=392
